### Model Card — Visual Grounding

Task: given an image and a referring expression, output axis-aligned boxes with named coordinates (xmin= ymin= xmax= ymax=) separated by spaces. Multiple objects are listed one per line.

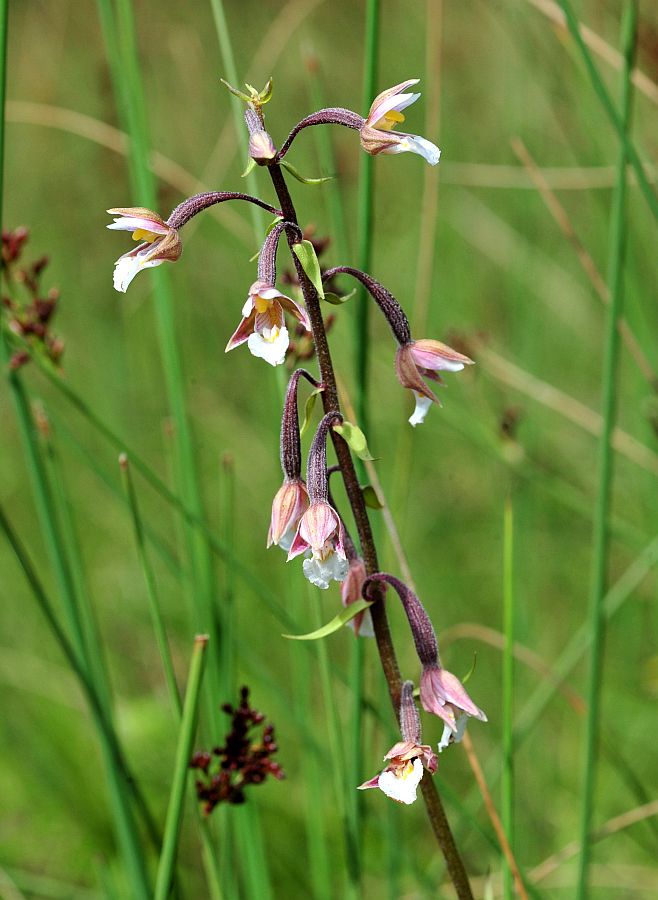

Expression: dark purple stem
xmin=307 ymin=411 xmax=342 ymax=504
xmin=275 ymin=108 xmax=365 ymax=163
xmin=323 ymin=265 xmax=412 ymax=346
xmin=265 ymin=161 xmax=474 ymax=900
xmin=280 ymin=369 xmax=323 ymax=480
xmin=399 ymin=680 xmax=421 ymax=744
xmin=166 ymin=192 xmax=281 ymax=230
xmin=258 ymin=221 xmax=302 ymax=285
xmin=363 ymin=573 xmax=440 ymax=667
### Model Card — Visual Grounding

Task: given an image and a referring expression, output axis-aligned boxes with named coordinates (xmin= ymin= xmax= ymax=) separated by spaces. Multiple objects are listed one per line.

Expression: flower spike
xmin=288 ymin=413 xmax=349 ymax=589
xmin=360 ymin=79 xmax=440 ymax=165
xmin=358 ymin=682 xmax=437 ymax=804
xmin=363 ymin=573 xmax=487 ymax=750
xmin=268 ymin=369 xmax=322 ymax=551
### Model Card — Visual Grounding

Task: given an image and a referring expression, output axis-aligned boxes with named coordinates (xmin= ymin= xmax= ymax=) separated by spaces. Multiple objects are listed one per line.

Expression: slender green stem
xmin=99 ymin=0 xmax=221 ymax=699
xmin=120 ymin=454 xmax=182 ymax=715
xmin=577 ymin=5 xmax=637 ymax=896
xmin=310 ymin=587 xmax=359 ymax=897
xmin=0 ymin=504 xmax=152 ymax=899
xmin=502 ymin=495 xmax=515 ymax=900
xmin=154 ymin=635 xmax=209 ymax=900
xmin=355 ymin=0 xmax=379 ymax=433
xmin=557 ymin=0 xmax=657 ymax=222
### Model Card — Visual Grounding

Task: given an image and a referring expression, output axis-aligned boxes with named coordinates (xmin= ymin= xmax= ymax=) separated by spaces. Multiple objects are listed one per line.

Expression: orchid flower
xmin=396 ymin=340 xmax=474 ymax=426
xmin=364 ymin=573 xmax=487 ymax=750
xmin=107 ymin=207 xmax=182 ymax=293
xmin=268 ymin=370 xmax=322 ymax=551
xmin=358 ymin=682 xmax=437 ymax=804
xmin=287 ymin=413 xmax=348 ymax=589
xmin=225 ymin=280 xmax=310 ymax=367
xmin=360 ymin=79 xmax=440 ymax=165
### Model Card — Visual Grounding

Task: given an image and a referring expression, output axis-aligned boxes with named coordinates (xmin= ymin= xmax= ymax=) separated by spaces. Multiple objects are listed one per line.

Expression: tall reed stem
xmin=576 ymin=4 xmax=637 ymax=897
xmin=268 ymin=162 xmax=474 ymax=899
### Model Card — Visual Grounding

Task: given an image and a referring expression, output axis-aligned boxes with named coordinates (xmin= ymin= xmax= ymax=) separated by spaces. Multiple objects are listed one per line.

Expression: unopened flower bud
xmin=249 ymin=129 xmax=276 ymax=163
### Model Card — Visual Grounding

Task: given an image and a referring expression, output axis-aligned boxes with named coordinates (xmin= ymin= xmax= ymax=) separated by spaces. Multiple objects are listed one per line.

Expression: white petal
xmin=377 ymin=758 xmax=423 ymax=804
xmin=107 ymin=216 xmax=167 ymax=233
xmin=302 ymin=552 xmax=349 ymax=590
xmin=246 ymin=326 xmax=289 ymax=366
xmin=408 ymin=391 xmax=433 ymax=427
xmin=113 ymin=253 xmax=163 ymax=293
xmin=371 ymin=91 xmax=421 ymax=125
xmin=383 ymin=134 xmax=441 ymax=166
xmin=276 ymin=522 xmax=297 ymax=552
xmin=438 ymin=711 xmax=468 ymax=752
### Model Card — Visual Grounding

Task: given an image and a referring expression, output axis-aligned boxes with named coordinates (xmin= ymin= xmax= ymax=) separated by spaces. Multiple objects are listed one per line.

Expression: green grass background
xmin=1 ymin=0 xmax=658 ymax=896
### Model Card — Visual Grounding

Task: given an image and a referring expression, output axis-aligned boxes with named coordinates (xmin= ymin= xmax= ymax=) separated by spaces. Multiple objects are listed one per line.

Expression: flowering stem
xmin=267 ymin=161 xmax=474 ymax=900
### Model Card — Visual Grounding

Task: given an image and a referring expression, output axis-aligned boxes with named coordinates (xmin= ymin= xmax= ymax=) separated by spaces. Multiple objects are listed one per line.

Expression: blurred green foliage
xmin=2 ymin=0 xmax=658 ymax=896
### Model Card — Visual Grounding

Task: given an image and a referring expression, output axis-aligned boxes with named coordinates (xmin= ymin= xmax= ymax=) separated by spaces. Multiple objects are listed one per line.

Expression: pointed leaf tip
xmin=293 ymin=240 xmax=325 ymax=298
xmin=333 ymin=421 xmax=375 ymax=461
xmin=282 ymin=600 xmax=373 ymax=640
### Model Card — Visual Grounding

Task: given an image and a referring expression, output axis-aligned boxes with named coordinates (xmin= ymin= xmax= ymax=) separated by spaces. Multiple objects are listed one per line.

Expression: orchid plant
xmin=107 ymin=78 xmax=484 ymax=898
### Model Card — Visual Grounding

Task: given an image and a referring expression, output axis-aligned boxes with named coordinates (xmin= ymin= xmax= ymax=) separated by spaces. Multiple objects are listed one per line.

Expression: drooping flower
xmin=268 ymin=369 xmax=321 ymax=551
xmin=288 ymin=499 xmax=348 ymax=589
xmin=267 ymin=479 xmax=310 ymax=551
xmin=107 ymin=208 xmax=182 ymax=293
xmin=287 ymin=412 xmax=349 ymax=589
xmin=225 ymin=280 xmax=310 ymax=367
xmin=396 ymin=339 xmax=474 ymax=426
xmin=358 ymin=682 xmax=437 ymax=804
xmin=420 ymin=663 xmax=488 ymax=752
xmin=249 ymin=129 xmax=277 ymax=163
xmin=363 ymin=573 xmax=487 ymax=750
xmin=359 ymin=79 xmax=440 ymax=165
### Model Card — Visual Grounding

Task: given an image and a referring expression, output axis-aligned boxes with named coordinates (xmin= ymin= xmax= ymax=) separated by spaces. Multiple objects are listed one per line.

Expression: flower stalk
xmin=266 ymin=160 xmax=475 ymax=899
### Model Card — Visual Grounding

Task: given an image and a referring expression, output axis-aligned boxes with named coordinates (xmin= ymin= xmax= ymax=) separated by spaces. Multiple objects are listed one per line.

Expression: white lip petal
xmin=377 ymin=758 xmax=423 ymax=804
xmin=302 ymin=552 xmax=349 ymax=589
xmin=382 ymin=133 xmax=441 ymax=166
xmin=112 ymin=253 xmax=163 ymax=292
xmin=438 ymin=711 xmax=469 ymax=752
xmin=247 ymin=326 xmax=289 ymax=366
xmin=408 ymin=391 xmax=433 ymax=427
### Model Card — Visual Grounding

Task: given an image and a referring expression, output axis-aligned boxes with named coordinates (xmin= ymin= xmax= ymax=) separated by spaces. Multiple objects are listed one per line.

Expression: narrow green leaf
xmin=293 ymin=240 xmax=325 ymax=298
xmin=362 ymin=485 xmax=383 ymax=509
xmin=280 ymin=159 xmax=334 ymax=186
xmin=323 ymin=289 xmax=356 ymax=306
xmin=462 ymin=652 xmax=478 ymax=685
xmin=283 ymin=600 xmax=373 ymax=640
xmin=219 ymin=77 xmax=252 ymax=103
xmin=333 ymin=421 xmax=375 ymax=461
xmin=154 ymin=635 xmax=208 ymax=900
xmin=241 ymin=157 xmax=256 ymax=178
xmin=300 ymin=388 xmax=322 ymax=437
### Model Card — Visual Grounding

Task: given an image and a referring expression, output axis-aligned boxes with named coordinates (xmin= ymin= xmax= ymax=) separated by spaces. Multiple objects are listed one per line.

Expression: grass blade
xmin=502 ymin=495 xmax=515 ymax=900
xmin=577 ymin=4 xmax=637 ymax=895
xmin=154 ymin=634 xmax=209 ymax=900
xmin=120 ymin=454 xmax=181 ymax=715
